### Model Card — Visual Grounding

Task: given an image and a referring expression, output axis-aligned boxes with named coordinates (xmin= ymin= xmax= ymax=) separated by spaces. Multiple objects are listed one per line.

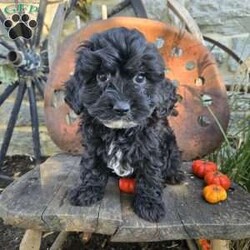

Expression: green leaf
xmin=0 ymin=64 xmax=18 ymax=85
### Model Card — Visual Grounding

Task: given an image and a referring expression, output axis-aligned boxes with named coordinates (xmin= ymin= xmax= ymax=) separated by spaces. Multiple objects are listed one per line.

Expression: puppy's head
xmin=65 ymin=27 xmax=176 ymax=129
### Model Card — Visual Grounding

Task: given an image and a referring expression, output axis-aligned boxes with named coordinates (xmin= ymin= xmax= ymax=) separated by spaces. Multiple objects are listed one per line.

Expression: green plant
xmin=208 ymin=115 xmax=250 ymax=191
xmin=205 ymin=55 xmax=250 ymax=191
xmin=230 ymin=238 xmax=250 ymax=250
xmin=205 ymin=59 xmax=250 ymax=249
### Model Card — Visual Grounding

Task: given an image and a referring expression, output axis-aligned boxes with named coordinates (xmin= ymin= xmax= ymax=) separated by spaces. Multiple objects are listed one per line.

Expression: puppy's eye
xmin=97 ymin=73 xmax=111 ymax=83
xmin=133 ymin=73 xmax=146 ymax=84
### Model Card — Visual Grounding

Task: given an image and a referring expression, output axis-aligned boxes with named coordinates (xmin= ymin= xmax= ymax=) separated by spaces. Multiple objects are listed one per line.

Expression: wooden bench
xmin=0 ymin=154 xmax=250 ymax=249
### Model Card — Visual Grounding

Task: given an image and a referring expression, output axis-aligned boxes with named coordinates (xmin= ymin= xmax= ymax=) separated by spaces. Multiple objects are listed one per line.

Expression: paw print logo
xmin=3 ymin=14 xmax=37 ymax=40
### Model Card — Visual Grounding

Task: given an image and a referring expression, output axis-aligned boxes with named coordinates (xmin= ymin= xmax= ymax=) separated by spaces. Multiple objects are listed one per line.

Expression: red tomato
xmin=192 ymin=160 xmax=218 ymax=178
xmin=204 ymin=171 xmax=231 ymax=190
xmin=119 ymin=178 xmax=136 ymax=194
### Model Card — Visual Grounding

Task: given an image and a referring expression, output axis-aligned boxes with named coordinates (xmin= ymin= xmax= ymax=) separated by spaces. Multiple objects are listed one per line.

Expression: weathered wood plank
xmin=112 ymin=166 xmax=191 ymax=242
xmin=166 ymin=164 xmax=250 ymax=240
xmin=42 ymin=173 xmax=121 ymax=233
xmin=111 ymin=192 xmax=159 ymax=242
xmin=1 ymin=157 xmax=250 ymax=241
xmin=0 ymin=154 xmax=79 ymax=230
xmin=111 ymin=183 xmax=190 ymax=242
xmin=42 ymin=162 xmax=101 ymax=232
xmin=96 ymin=177 xmax=122 ymax=235
xmin=0 ymin=153 xmax=121 ymax=233
xmin=112 ymin=163 xmax=250 ymax=241
xmin=156 ymin=181 xmax=192 ymax=240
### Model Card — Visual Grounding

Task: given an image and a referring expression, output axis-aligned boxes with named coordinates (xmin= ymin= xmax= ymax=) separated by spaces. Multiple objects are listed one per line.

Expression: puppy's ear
xmin=64 ymin=76 xmax=83 ymax=115
xmin=64 ymin=42 xmax=94 ymax=115
xmin=156 ymin=78 xmax=177 ymax=117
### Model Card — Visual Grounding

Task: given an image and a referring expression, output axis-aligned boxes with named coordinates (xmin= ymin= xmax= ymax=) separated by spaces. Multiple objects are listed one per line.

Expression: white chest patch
xmin=107 ymin=142 xmax=134 ymax=177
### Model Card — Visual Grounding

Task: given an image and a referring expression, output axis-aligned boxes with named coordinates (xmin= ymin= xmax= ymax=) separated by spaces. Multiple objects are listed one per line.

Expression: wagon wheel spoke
xmin=32 ymin=0 xmax=48 ymax=48
xmin=130 ymin=0 xmax=147 ymax=18
xmin=0 ymin=81 xmax=26 ymax=166
xmin=27 ymin=80 xmax=41 ymax=163
xmin=209 ymin=44 xmax=216 ymax=53
xmin=47 ymin=2 xmax=67 ymax=68
xmin=0 ymin=38 xmax=14 ymax=51
xmin=92 ymin=0 xmax=132 ymax=20
xmin=107 ymin=0 xmax=130 ymax=18
xmin=0 ymin=82 xmax=19 ymax=107
xmin=203 ymin=36 xmax=243 ymax=64
xmin=203 ymin=35 xmax=248 ymax=92
xmin=65 ymin=0 xmax=78 ymax=19
xmin=33 ymin=78 xmax=44 ymax=99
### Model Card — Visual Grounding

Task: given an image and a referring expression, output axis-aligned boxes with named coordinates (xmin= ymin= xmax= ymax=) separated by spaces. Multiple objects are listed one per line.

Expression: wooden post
xmin=50 ymin=232 xmax=69 ymax=250
xmin=211 ymin=240 xmax=230 ymax=250
xmin=102 ymin=5 xmax=108 ymax=20
xmin=19 ymin=230 xmax=42 ymax=250
xmin=81 ymin=232 xmax=92 ymax=243
xmin=75 ymin=15 xmax=81 ymax=30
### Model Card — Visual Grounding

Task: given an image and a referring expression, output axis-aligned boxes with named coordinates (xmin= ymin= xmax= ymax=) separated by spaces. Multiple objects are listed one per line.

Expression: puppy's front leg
xmin=133 ymin=164 xmax=165 ymax=222
xmin=162 ymin=138 xmax=185 ymax=185
xmin=68 ymin=153 xmax=109 ymax=206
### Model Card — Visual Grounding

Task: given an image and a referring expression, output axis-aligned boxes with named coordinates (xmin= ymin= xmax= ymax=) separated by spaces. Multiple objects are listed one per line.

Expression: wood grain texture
xmin=170 ymin=164 xmax=250 ymax=240
xmin=95 ymin=177 xmax=122 ymax=235
xmin=0 ymin=154 xmax=79 ymax=230
xmin=111 ymin=192 xmax=159 ymax=242
xmin=1 ymin=157 xmax=250 ymax=241
xmin=48 ymin=3 xmax=67 ymax=68
xmin=19 ymin=229 xmax=42 ymax=250
xmin=41 ymin=161 xmax=100 ymax=232
xmin=0 ymin=154 xmax=122 ymax=233
xmin=111 ymin=163 xmax=250 ymax=241
xmin=42 ymin=171 xmax=121 ymax=233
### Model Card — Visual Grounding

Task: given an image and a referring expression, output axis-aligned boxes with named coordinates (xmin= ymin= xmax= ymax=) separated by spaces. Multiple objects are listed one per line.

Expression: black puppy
xmin=65 ymin=27 xmax=184 ymax=222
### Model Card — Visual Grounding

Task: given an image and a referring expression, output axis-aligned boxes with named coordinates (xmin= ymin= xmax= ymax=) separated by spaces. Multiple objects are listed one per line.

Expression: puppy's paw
xmin=68 ymin=186 xmax=104 ymax=206
xmin=133 ymin=196 xmax=165 ymax=222
xmin=165 ymin=170 xmax=185 ymax=185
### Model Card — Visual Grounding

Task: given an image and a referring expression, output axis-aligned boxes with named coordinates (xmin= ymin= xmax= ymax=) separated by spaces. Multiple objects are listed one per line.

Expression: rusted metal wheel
xmin=44 ymin=17 xmax=229 ymax=160
xmin=0 ymin=1 xmax=49 ymax=168
xmin=0 ymin=0 xmax=78 ymax=175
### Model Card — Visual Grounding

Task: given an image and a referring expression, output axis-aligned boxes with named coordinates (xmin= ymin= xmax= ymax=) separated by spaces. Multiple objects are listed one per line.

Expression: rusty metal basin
xmin=44 ymin=17 xmax=229 ymax=160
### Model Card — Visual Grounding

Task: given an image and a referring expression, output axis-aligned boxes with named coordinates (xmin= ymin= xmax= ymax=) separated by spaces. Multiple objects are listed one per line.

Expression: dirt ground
xmin=0 ymin=156 xmax=188 ymax=250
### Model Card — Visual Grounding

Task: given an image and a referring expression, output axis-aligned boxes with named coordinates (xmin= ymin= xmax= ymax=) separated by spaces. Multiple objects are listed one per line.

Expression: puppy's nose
xmin=113 ymin=101 xmax=130 ymax=116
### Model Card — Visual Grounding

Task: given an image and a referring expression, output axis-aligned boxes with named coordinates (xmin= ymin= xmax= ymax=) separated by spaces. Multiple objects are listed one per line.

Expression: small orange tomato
xmin=119 ymin=178 xmax=136 ymax=194
xmin=192 ymin=160 xmax=218 ymax=178
xmin=203 ymin=184 xmax=227 ymax=204
xmin=204 ymin=171 xmax=231 ymax=190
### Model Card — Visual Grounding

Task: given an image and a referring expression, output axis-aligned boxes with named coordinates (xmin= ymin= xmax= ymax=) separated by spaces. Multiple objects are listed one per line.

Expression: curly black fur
xmin=65 ymin=27 xmax=184 ymax=222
